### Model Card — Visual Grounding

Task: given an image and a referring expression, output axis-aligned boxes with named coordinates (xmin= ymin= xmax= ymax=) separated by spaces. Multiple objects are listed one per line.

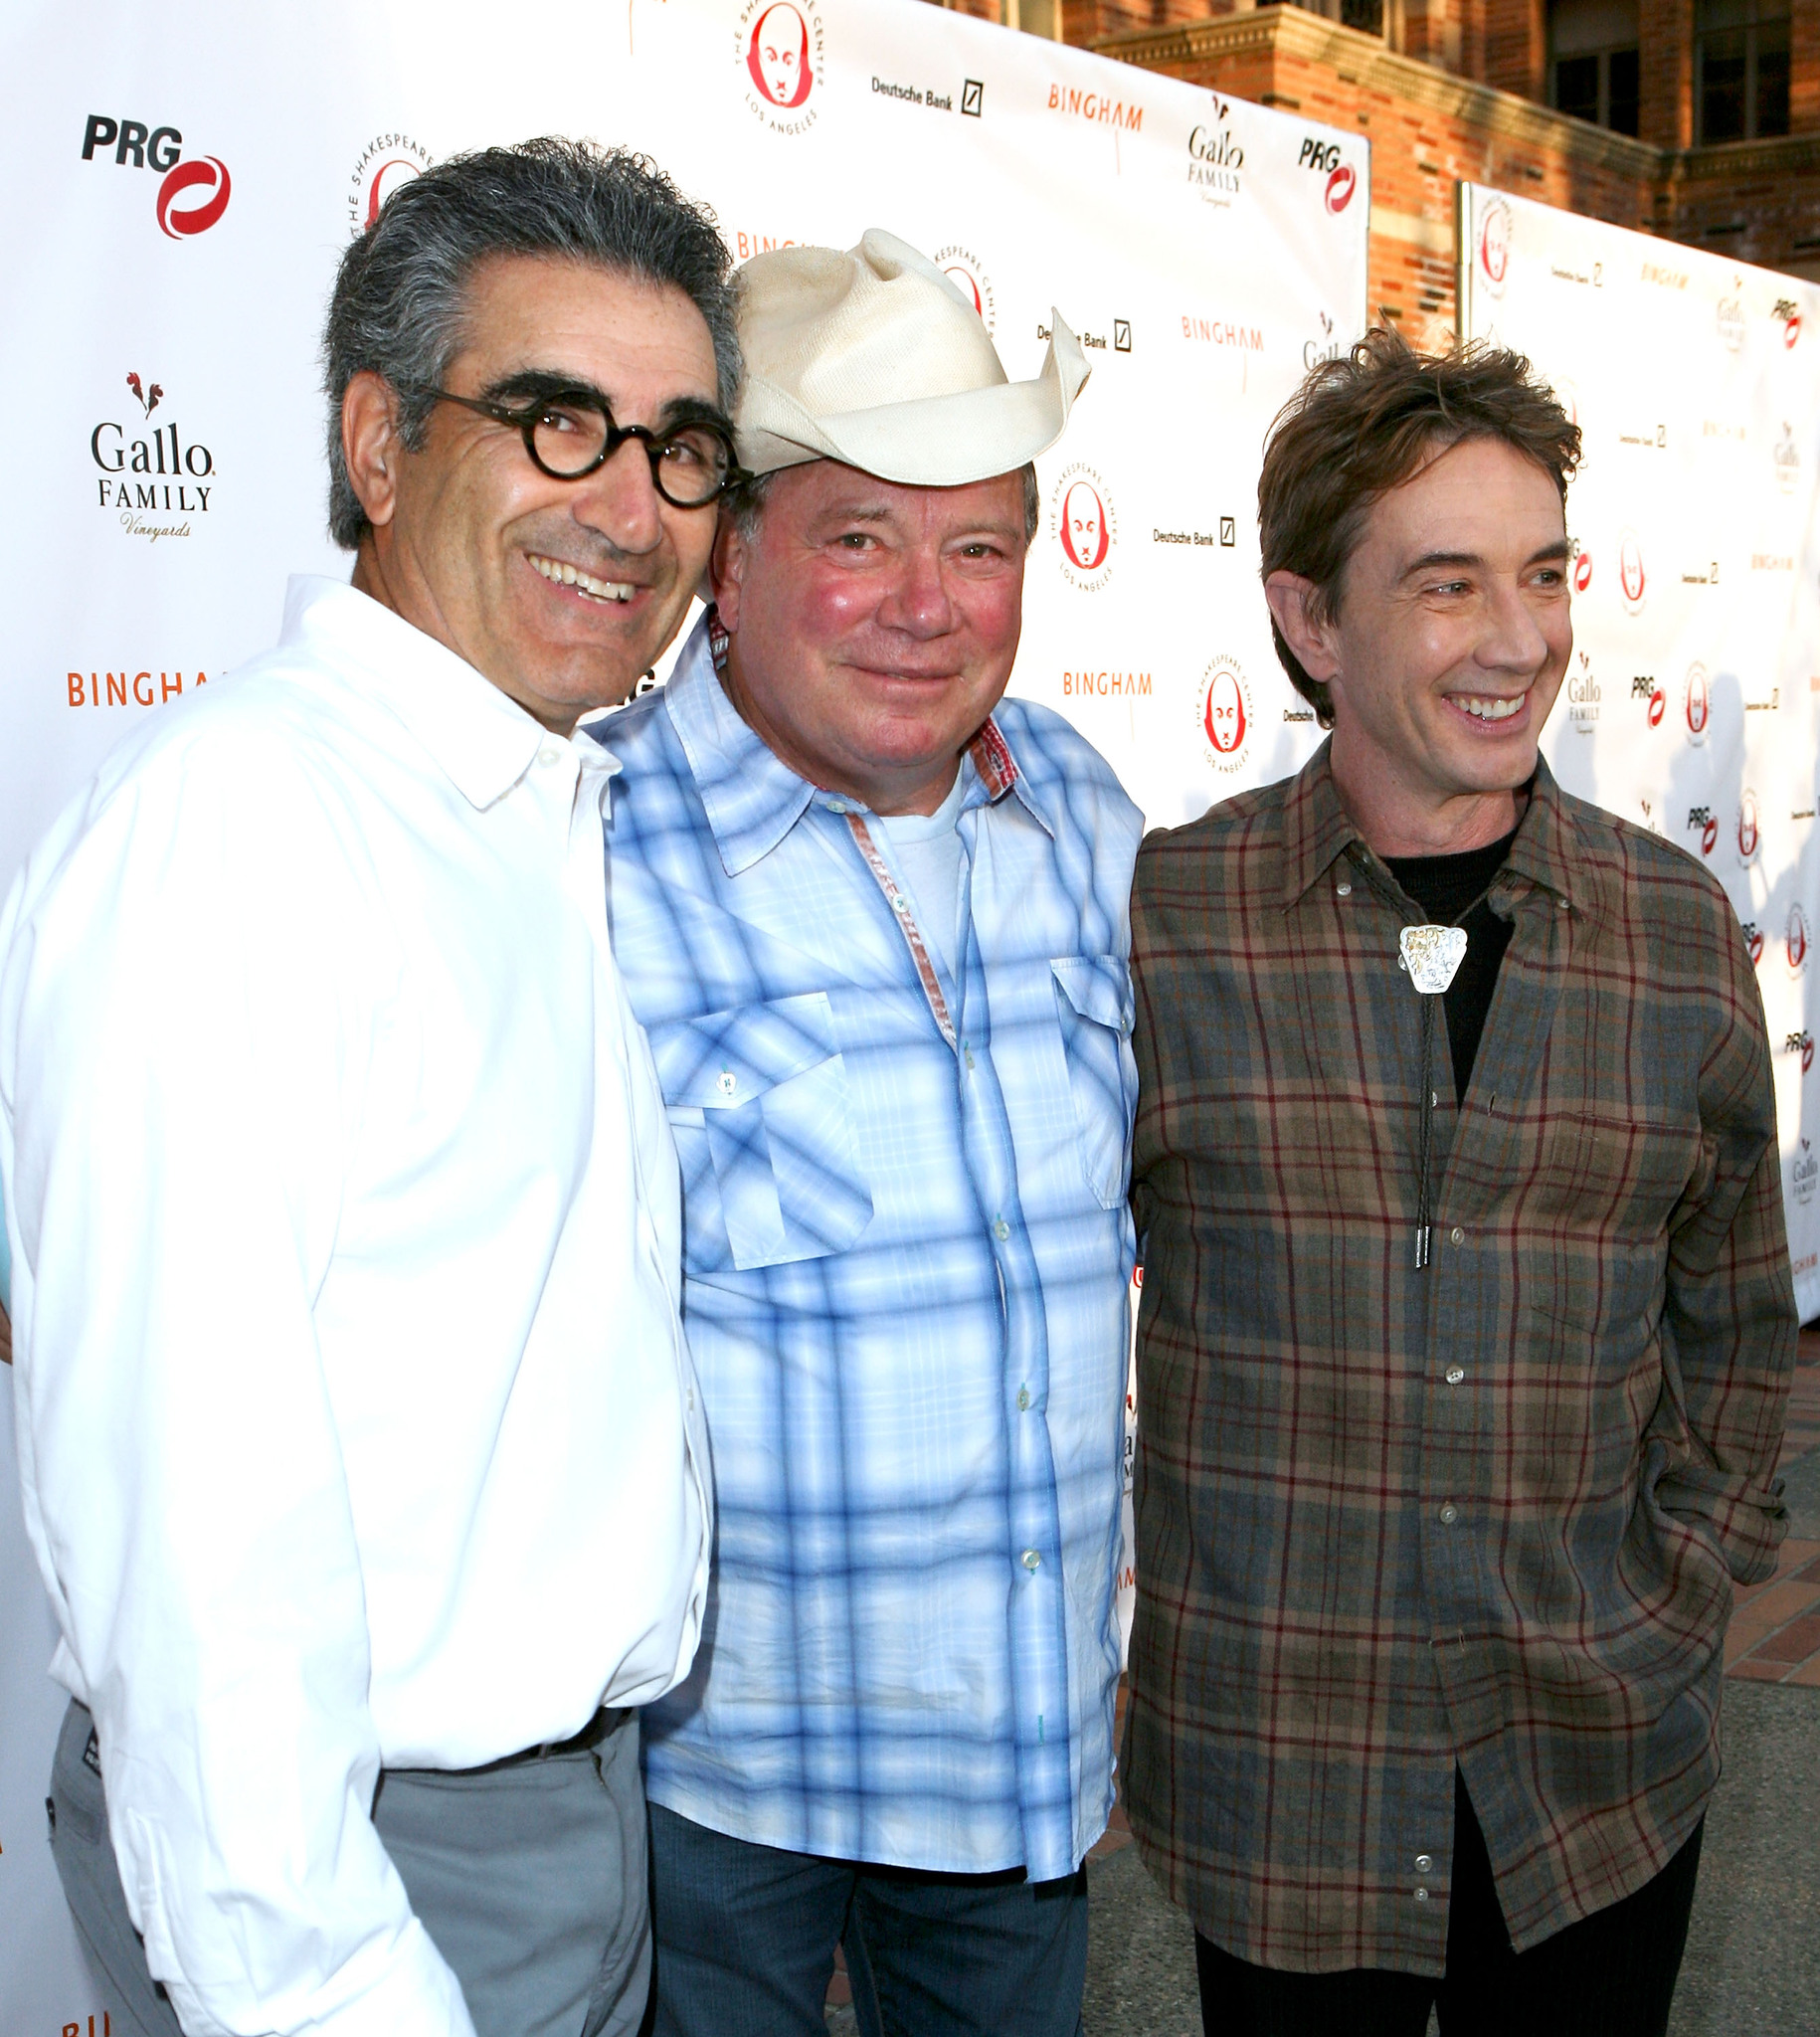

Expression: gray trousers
xmin=48 ymin=1697 xmax=651 ymax=2037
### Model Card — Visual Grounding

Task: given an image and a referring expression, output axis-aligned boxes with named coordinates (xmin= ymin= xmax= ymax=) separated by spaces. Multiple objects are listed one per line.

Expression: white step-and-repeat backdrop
xmin=0 ymin=2 xmax=1369 ymax=2026
xmin=1459 ymin=184 xmax=1820 ymax=1322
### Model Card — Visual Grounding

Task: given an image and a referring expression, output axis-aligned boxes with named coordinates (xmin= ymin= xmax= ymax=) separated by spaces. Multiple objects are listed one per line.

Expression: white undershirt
xmin=875 ymin=765 xmax=971 ymax=981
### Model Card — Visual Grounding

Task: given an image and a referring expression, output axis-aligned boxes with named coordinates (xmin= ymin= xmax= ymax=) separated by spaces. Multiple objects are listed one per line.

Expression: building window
xmin=1291 ymin=0 xmax=1387 ymax=34
xmin=1547 ymin=0 xmax=1640 ymax=135
xmin=1697 ymin=0 xmax=1791 ymax=142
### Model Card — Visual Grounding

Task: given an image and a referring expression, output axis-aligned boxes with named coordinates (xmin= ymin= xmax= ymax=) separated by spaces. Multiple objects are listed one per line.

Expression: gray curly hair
xmin=321 ymin=137 xmax=741 ymax=549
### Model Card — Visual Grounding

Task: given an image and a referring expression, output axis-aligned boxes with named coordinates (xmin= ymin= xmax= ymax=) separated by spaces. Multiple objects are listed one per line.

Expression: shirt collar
xmin=280 ymin=575 xmax=569 ymax=811
xmin=662 ymin=611 xmax=1044 ymax=878
xmin=1282 ymin=737 xmax=1578 ymax=910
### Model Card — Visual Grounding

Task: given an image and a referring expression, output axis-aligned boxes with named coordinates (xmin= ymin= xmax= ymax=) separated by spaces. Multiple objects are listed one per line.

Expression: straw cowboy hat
xmin=733 ymin=228 xmax=1090 ymax=486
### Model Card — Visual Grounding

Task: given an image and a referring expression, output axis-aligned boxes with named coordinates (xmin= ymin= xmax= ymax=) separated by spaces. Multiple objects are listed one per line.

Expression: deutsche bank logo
xmin=962 ymin=79 xmax=984 ymax=117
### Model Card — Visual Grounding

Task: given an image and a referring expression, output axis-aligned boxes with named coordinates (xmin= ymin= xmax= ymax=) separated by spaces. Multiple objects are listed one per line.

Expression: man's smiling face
xmin=353 ymin=253 xmax=724 ymax=731
xmin=1274 ymin=434 xmax=1571 ymax=850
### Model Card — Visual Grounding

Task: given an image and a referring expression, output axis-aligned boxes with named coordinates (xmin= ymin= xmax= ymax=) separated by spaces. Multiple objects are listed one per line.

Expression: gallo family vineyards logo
xmin=1186 ymin=95 xmax=1244 ymax=207
xmin=1476 ymin=196 xmax=1512 ymax=298
xmin=737 ymin=0 xmax=825 ymax=134
xmin=1566 ymin=649 xmax=1599 ymax=734
xmin=91 ymin=373 xmax=217 ymax=541
xmin=1051 ymin=464 xmax=1117 ymax=592
xmin=933 ymin=245 xmax=996 ymax=334
xmin=82 ymin=113 xmax=230 ymax=238
xmin=1796 ymin=1138 xmax=1818 ymax=1205
xmin=1196 ymin=654 xmax=1254 ymax=775
xmin=1774 ymin=421 xmax=1801 ymax=496
xmin=1683 ymin=661 xmax=1711 ymax=745
xmin=1717 ymin=280 xmax=1747 ymax=353
xmin=347 ymin=133 xmax=433 ymax=235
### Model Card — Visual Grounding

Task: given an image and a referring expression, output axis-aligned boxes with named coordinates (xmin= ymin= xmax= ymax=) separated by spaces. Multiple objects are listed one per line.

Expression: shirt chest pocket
xmin=1050 ymin=955 xmax=1138 ymax=1210
xmin=645 ymin=992 xmax=873 ymax=1275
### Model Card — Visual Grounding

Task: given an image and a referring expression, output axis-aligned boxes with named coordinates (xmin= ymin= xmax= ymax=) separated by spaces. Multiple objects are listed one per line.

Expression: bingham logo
xmin=737 ymin=0 xmax=825 ymax=134
xmin=1050 ymin=464 xmax=1117 ymax=592
xmin=933 ymin=245 xmax=995 ymax=335
xmin=1196 ymin=653 xmax=1254 ymax=774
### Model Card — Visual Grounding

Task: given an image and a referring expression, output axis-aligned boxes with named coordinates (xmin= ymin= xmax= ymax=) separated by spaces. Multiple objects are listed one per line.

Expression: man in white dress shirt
xmin=0 ymin=138 xmax=739 ymax=2037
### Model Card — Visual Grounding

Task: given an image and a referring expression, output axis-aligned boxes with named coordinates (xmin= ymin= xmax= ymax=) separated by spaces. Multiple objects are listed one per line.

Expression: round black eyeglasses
xmin=419 ymin=386 xmax=746 ymax=509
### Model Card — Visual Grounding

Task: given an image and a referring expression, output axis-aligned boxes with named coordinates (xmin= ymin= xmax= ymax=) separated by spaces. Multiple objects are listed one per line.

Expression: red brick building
xmin=930 ymin=0 xmax=1820 ymax=339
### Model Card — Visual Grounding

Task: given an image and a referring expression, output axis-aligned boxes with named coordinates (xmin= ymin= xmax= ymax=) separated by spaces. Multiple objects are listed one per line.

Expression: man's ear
xmin=342 ymin=371 xmax=404 ymax=531
xmin=709 ymin=510 xmax=749 ymax=635
xmin=1263 ymin=571 xmax=1340 ymax=684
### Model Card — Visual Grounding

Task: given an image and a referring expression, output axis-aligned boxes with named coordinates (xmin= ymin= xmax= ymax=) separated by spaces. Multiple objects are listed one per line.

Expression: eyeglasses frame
xmin=413 ymin=382 xmax=749 ymax=509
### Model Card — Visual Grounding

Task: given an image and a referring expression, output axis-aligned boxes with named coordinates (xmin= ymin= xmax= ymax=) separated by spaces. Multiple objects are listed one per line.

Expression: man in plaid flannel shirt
xmin=1124 ymin=330 xmax=1796 ymax=2036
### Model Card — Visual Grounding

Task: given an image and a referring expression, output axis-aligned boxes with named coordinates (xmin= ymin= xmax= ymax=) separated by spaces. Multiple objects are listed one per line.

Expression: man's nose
xmin=1482 ymin=576 xmax=1553 ymax=671
xmin=877 ymin=546 xmax=956 ymax=639
xmin=570 ymin=440 xmax=666 ymax=556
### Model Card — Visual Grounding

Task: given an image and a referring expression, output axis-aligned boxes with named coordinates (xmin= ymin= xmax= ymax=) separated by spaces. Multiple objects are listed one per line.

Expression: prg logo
xmin=1687 ymin=805 xmax=1719 ymax=857
xmin=933 ymin=245 xmax=996 ymax=336
xmin=1773 ymin=295 xmax=1802 ymax=349
xmin=1050 ymin=463 xmax=1117 ymax=593
xmin=1741 ymin=920 xmax=1765 ymax=967
xmin=1788 ymin=1030 xmax=1816 ymax=1074
xmin=1296 ymin=134 xmax=1356 ymax=212
xmin=1631 ymin=673 xmax=1666 ymax=726
xmin=736 ymin=0 xmax=825 ymax=134
xmin=1196 ymin=653 xmax=1254 ymax=775
xmin=82 ymin=113 xmax=230 ymax=239
xmin=348 ymin=133 xmax=433 ymax=236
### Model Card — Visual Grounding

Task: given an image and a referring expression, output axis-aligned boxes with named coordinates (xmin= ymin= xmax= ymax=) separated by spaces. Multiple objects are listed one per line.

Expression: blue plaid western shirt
xmin=598 ymin=618 xmax=1142 ymax=1880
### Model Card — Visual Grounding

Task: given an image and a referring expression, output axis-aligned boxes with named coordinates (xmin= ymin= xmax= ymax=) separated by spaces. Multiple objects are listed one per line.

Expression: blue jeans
xmin=647 ymin=1802 xmax=1088 ymax=2037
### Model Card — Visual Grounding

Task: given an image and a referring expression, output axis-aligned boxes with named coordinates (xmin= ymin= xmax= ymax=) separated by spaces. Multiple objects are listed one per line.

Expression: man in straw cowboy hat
xmin=597 ymin=230 xmax=1140 ymax=2033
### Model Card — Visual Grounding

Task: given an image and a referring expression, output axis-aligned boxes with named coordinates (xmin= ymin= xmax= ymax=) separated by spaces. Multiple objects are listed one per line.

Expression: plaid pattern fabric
xmin=1123 ymin=742 xmax=1796 ymax=1974
xmin=598 ymin=618 xmax=1142 ymax=1880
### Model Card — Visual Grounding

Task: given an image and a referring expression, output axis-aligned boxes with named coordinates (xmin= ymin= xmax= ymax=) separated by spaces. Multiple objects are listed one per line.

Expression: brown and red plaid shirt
xmin=1122 ymin=744 xmax=1795 ymax=1974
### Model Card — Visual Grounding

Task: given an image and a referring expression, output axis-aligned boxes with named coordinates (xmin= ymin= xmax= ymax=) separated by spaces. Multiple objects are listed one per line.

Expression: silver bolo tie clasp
xmin=1399 ymin=925 xmax=1467 ymax=1270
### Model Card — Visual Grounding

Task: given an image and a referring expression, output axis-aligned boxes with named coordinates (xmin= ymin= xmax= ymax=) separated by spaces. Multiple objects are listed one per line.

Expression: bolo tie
xmin=1398 ymin=923 xmax=1468 ymax=1270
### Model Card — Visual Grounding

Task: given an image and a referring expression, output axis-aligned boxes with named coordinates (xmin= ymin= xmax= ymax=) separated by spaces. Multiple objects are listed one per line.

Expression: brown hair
xmin=1258 ymin=327 xmax=1581 ymax=727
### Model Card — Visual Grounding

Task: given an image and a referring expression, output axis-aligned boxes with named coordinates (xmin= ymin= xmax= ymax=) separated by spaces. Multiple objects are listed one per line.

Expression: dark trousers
xmin=1196 ymin=1769 xmax=1704 ymax=2037
xmin=647 ymin=1801 xmax=1089 ymax=2037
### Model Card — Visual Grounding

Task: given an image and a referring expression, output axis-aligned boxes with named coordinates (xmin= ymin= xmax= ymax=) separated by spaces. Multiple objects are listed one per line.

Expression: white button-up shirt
xmin=0 ymin=577 xmax=710 ymax=2037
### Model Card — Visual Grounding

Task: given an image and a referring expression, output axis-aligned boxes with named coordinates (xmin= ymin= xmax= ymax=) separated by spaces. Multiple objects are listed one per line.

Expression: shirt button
xmin=538 ymin=745 xmax=562 ymax=767
xmin=828 ymin=799 xmax=848 ymax=815
xmin=1445 ymin=1366 xmax=1465 ymax=1386
xmin=1415 ymin=1853 xmax=1433 ymax=1873
xmin=1450 ymin=1225 xmax=1464 ymax=1245
xmin=717 ymin=1070 xmax=737 ymax=1097
xmin=1439 ymin=1502 xmax=1459 ymax=1525
xmin=1017 ymin=1387 xmax=1031 ymax=1410
xmin=892 ymin=894 xmax=911 ymax=914
xmin=1021 ymin=1549 xmax=1042 ymax=1571
xmin=1557 ymin=895 xmax=1571 ymax=911
xmin=994 ymin=1217 xmax=1010 ymax=1241
xmin=1414 ymin=1886 xmax=1430 ymax=1902
xmin=1336 ymin=880 xmax=1353 ymax=897
xmin=965 ymin=1050 xmax=977 ymax=1070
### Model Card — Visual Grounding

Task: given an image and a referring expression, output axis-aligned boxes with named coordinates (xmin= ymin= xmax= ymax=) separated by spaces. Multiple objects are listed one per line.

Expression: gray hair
xmin=322 ymin=137 xmax=741 ymax=550
xmin=726 ymin=463 xmax=1040 ymax=545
